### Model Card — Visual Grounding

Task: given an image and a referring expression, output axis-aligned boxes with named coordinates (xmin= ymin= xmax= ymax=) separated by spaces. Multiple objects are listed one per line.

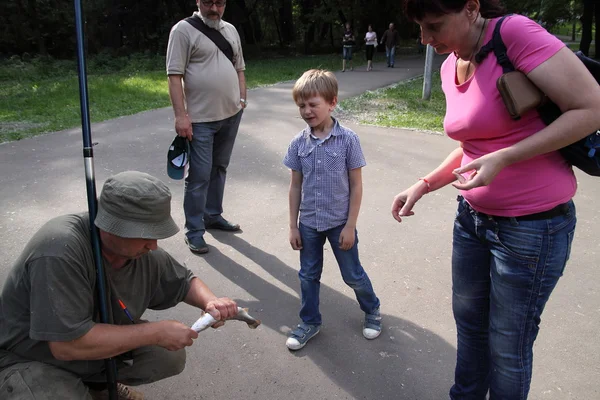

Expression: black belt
xmin=491 ymin=203 xmax=569 ymax=221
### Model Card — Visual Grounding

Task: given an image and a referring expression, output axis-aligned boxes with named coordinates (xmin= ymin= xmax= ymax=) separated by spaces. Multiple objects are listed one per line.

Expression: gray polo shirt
xmin=283 ymin=119 xmax=367 ymax=232
xmin=166 ymin=13 xmax=246 ymax=122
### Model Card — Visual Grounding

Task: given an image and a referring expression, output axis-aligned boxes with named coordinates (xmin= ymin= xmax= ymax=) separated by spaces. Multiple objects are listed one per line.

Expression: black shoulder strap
xmin=474 ymin=15 xmax=515 ymax=72
xmin=185 ymin=15 xmax=234 ymax=65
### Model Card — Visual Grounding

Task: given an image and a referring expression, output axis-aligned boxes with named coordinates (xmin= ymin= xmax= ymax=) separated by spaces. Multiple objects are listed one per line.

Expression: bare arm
xmin=345 ymin=167 xmax=363 ymax=229
xmin=338 ymin=168 xmax=362 ymax=250
xmin=511 ymin=47 xmax=600 ymax=157
xmin=183 ymin=276 xmax=218 ymax=309
xmin=49 ymin=277 xmax=240 ymax=361
xmin=167 ymin=74 xmax=193 ymax=140
xmin=391 ymin=146 xmax=463 ymax=222
xmin=184 ymin=277 xmax=238 ymax=327
xmin=238 ymin=70 xmax=247 ymax=109
xmin=454 ymin=47 xmax=600 ymax=189
xmin=421 ymin=146 xmax=464 ymax=191
xmin=288 ymin=170 xmax=303 ymax=250
xmin=48 ymin=320 xmax=195 ymax=361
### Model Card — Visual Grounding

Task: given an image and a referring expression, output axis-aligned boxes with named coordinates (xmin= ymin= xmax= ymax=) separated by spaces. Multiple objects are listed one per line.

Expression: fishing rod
xmin=73 ymin=0 xmax=119 ymax=398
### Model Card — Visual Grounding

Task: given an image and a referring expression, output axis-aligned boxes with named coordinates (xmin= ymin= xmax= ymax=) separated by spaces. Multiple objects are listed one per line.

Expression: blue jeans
xmin=450 ymin=196 xmax=576 ymax=400
xmin=298 ymin=223 xmax=380 ymax=325
xmin=184 ymin=110 xmax=243 ymax=240
xmin=343 ymin=46 xmax=353 ymax=60
xmin=385 ymin=46 xmax=395 ymax=66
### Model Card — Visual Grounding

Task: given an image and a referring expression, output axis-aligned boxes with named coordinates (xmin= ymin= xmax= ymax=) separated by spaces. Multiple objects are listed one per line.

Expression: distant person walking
xmin=416 ymin=33 xmax=425 ymax=54
xmin=365 ymin=24 xmax=378 ymax=71
xmin=342 ymin=22 xmax=355 ymax=72
xmin=381 ymin=22 xmax=401 ymax=67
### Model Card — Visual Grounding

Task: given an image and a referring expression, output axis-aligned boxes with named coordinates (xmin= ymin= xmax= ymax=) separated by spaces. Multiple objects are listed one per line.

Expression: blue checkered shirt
xmin=283 ymin=119 xmax=366 ymax=232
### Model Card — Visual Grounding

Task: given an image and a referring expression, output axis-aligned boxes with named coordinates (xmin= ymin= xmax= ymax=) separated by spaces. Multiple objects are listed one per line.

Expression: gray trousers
xmin=0 ymin=346 xmax=185 ymax=399
xmin=184 ymin=110 xmax=243 ymax=241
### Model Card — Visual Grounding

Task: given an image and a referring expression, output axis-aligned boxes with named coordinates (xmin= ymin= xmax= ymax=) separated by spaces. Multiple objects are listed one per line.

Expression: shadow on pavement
xmin=205 ymin=232 xmax=455 ymax=399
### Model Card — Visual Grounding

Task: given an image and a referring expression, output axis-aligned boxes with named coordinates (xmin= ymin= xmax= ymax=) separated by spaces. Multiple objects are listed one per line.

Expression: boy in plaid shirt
xmin=283 ymin=69 xmax=381 ymax=350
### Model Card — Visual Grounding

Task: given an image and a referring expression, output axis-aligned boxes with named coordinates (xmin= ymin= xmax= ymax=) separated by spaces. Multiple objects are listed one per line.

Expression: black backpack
xmin=476 ymin=15 xmax=600 ymax=176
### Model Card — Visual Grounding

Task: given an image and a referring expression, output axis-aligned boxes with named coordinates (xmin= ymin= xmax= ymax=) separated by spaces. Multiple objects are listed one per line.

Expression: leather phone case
xmin=496 ymin=71 xmax=545 ymax=120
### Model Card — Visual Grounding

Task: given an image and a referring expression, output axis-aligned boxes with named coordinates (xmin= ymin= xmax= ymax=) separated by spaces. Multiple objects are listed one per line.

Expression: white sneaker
xmin=363 ymin=326 xmax=381 ymax=340
xmin=286 ymin=323 xmax=321 ymax=350
xmin=363 ymin=311 xmax=382 ymax=340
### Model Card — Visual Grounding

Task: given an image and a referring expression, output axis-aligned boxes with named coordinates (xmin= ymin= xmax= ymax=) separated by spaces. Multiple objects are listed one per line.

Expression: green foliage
xmin=0 ymin=52 xmax=365 ymax=142
xmin=567 ymin=42 xmax=595 ymax=53
xmin=1 ymin=0 xmax=416 ymax=58
xmin=503 ymin=0 xmax=577 ymax=29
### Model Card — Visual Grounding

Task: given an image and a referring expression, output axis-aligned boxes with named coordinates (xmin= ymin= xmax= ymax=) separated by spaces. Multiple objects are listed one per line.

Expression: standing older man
xmin=167 ymin=0 xmax=247 ymax=254
xmin=0 ymin=171 xmax=238 ymax=399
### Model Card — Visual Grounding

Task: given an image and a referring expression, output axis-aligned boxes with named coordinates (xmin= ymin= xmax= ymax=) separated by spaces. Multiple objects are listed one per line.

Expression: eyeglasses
xmin=200 ymin=0 xmax=226 ymax=7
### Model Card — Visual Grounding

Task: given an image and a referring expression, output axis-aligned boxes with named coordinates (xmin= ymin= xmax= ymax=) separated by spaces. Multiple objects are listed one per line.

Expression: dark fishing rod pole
xmin=73 ymin=0 xmax=119 ymax=398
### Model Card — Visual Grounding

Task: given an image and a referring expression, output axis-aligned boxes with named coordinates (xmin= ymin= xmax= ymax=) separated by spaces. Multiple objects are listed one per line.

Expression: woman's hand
xmin=451 ymin=150 xmax=510 ymax=190
xmin=391 ymin=180 xmax=429 ymax=223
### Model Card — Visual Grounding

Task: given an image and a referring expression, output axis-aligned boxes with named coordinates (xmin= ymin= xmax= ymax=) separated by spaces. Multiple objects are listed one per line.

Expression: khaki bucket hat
xmin=95 ymin=171 xmax=180 ymax=239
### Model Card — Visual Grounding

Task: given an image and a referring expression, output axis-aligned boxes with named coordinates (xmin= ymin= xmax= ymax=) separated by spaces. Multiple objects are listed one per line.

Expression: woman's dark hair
xmin=403 ymin=0 xmax=505 ymax=21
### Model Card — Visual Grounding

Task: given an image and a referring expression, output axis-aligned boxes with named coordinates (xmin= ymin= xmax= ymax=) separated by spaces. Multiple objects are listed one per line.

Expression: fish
xmin=191 ymin=307 xmax=261 ymax=333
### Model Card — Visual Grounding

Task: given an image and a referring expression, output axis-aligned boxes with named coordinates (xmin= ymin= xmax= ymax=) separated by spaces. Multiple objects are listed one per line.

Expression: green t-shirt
xmin=0 ymin=213 xmax=194 ymax=378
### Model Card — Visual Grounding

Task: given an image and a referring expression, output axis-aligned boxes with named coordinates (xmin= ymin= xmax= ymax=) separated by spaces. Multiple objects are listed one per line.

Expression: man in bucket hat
xmin=0 ymin=171 xmax=238 ymax=399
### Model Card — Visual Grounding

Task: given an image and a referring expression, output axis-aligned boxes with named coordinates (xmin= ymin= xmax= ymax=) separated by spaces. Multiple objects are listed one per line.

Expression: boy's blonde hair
xmin=292 ymin=69 xmax=338 ymax=104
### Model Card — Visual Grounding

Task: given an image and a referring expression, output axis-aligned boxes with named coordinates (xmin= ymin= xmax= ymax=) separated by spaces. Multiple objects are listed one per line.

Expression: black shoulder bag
xmin=476 ymin=15 xmax=600 ymax=176
xmin=185 ymin=15 xmax=234 ymax=65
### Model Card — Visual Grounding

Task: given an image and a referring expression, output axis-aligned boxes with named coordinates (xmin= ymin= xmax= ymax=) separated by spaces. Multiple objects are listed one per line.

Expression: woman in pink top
xmin=391 ymin=0 xmax=600 ymax=399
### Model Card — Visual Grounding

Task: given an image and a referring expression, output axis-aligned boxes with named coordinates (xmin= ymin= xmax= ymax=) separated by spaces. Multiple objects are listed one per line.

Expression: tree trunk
xmin=250 ymin=10 xmax=263 ymax=43
xmin=300 ymin=0 xmax=316 ymax=53
xmin=14 ymin=0 xmax=28 ymax=53
xmin=319 ymin=22 xmax=330 ymax=40
xmin=279 ymin=0 xmax=294 ymax=44
xmin=232 ymin=0 xmax=261 ymax=45
xmin=26 ymin=0 xmax=46 ymax=55
xmin=595 ymin=0 xmax=600 ymax=58
xmin=329 ymin=21 xmax=334 ymax=47
xmin=270 ymin=2 xmax=284 ymax=48
xmin=304 ymin=22 xmax=315 ymax=54
xmin=580 ymin=0 xmax=594 ymax=56
xmin=176 ymin=0 xmax=192 ymax=16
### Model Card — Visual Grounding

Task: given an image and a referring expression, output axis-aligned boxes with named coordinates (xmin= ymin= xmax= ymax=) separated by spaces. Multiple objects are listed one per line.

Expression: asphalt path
xmin=1 ymin=54 xmax=598 ymax=400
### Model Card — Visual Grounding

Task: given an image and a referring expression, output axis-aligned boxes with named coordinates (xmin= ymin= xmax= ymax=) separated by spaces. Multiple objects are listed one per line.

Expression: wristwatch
xmin=240 ymin=98 xmax=248 ymax=106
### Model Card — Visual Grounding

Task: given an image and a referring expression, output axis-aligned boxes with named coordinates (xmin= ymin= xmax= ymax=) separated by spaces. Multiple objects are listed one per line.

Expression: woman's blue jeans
xmin=298 ymin=222 xmax=380 ymax=325
xmin=450 ymin=196 xmax=576 ymax=400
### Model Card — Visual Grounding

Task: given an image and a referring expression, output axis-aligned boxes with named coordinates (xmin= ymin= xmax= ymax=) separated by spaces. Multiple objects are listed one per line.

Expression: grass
xmin=566 ymin=42 xmax=595 ymax=56
xmin=338 ymin=72 xmax=445 ymax=133
xmin=0 ymin=52 xmax=365 ymax=143
xmin=550 ymin=20 xmax=595 ymax=43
